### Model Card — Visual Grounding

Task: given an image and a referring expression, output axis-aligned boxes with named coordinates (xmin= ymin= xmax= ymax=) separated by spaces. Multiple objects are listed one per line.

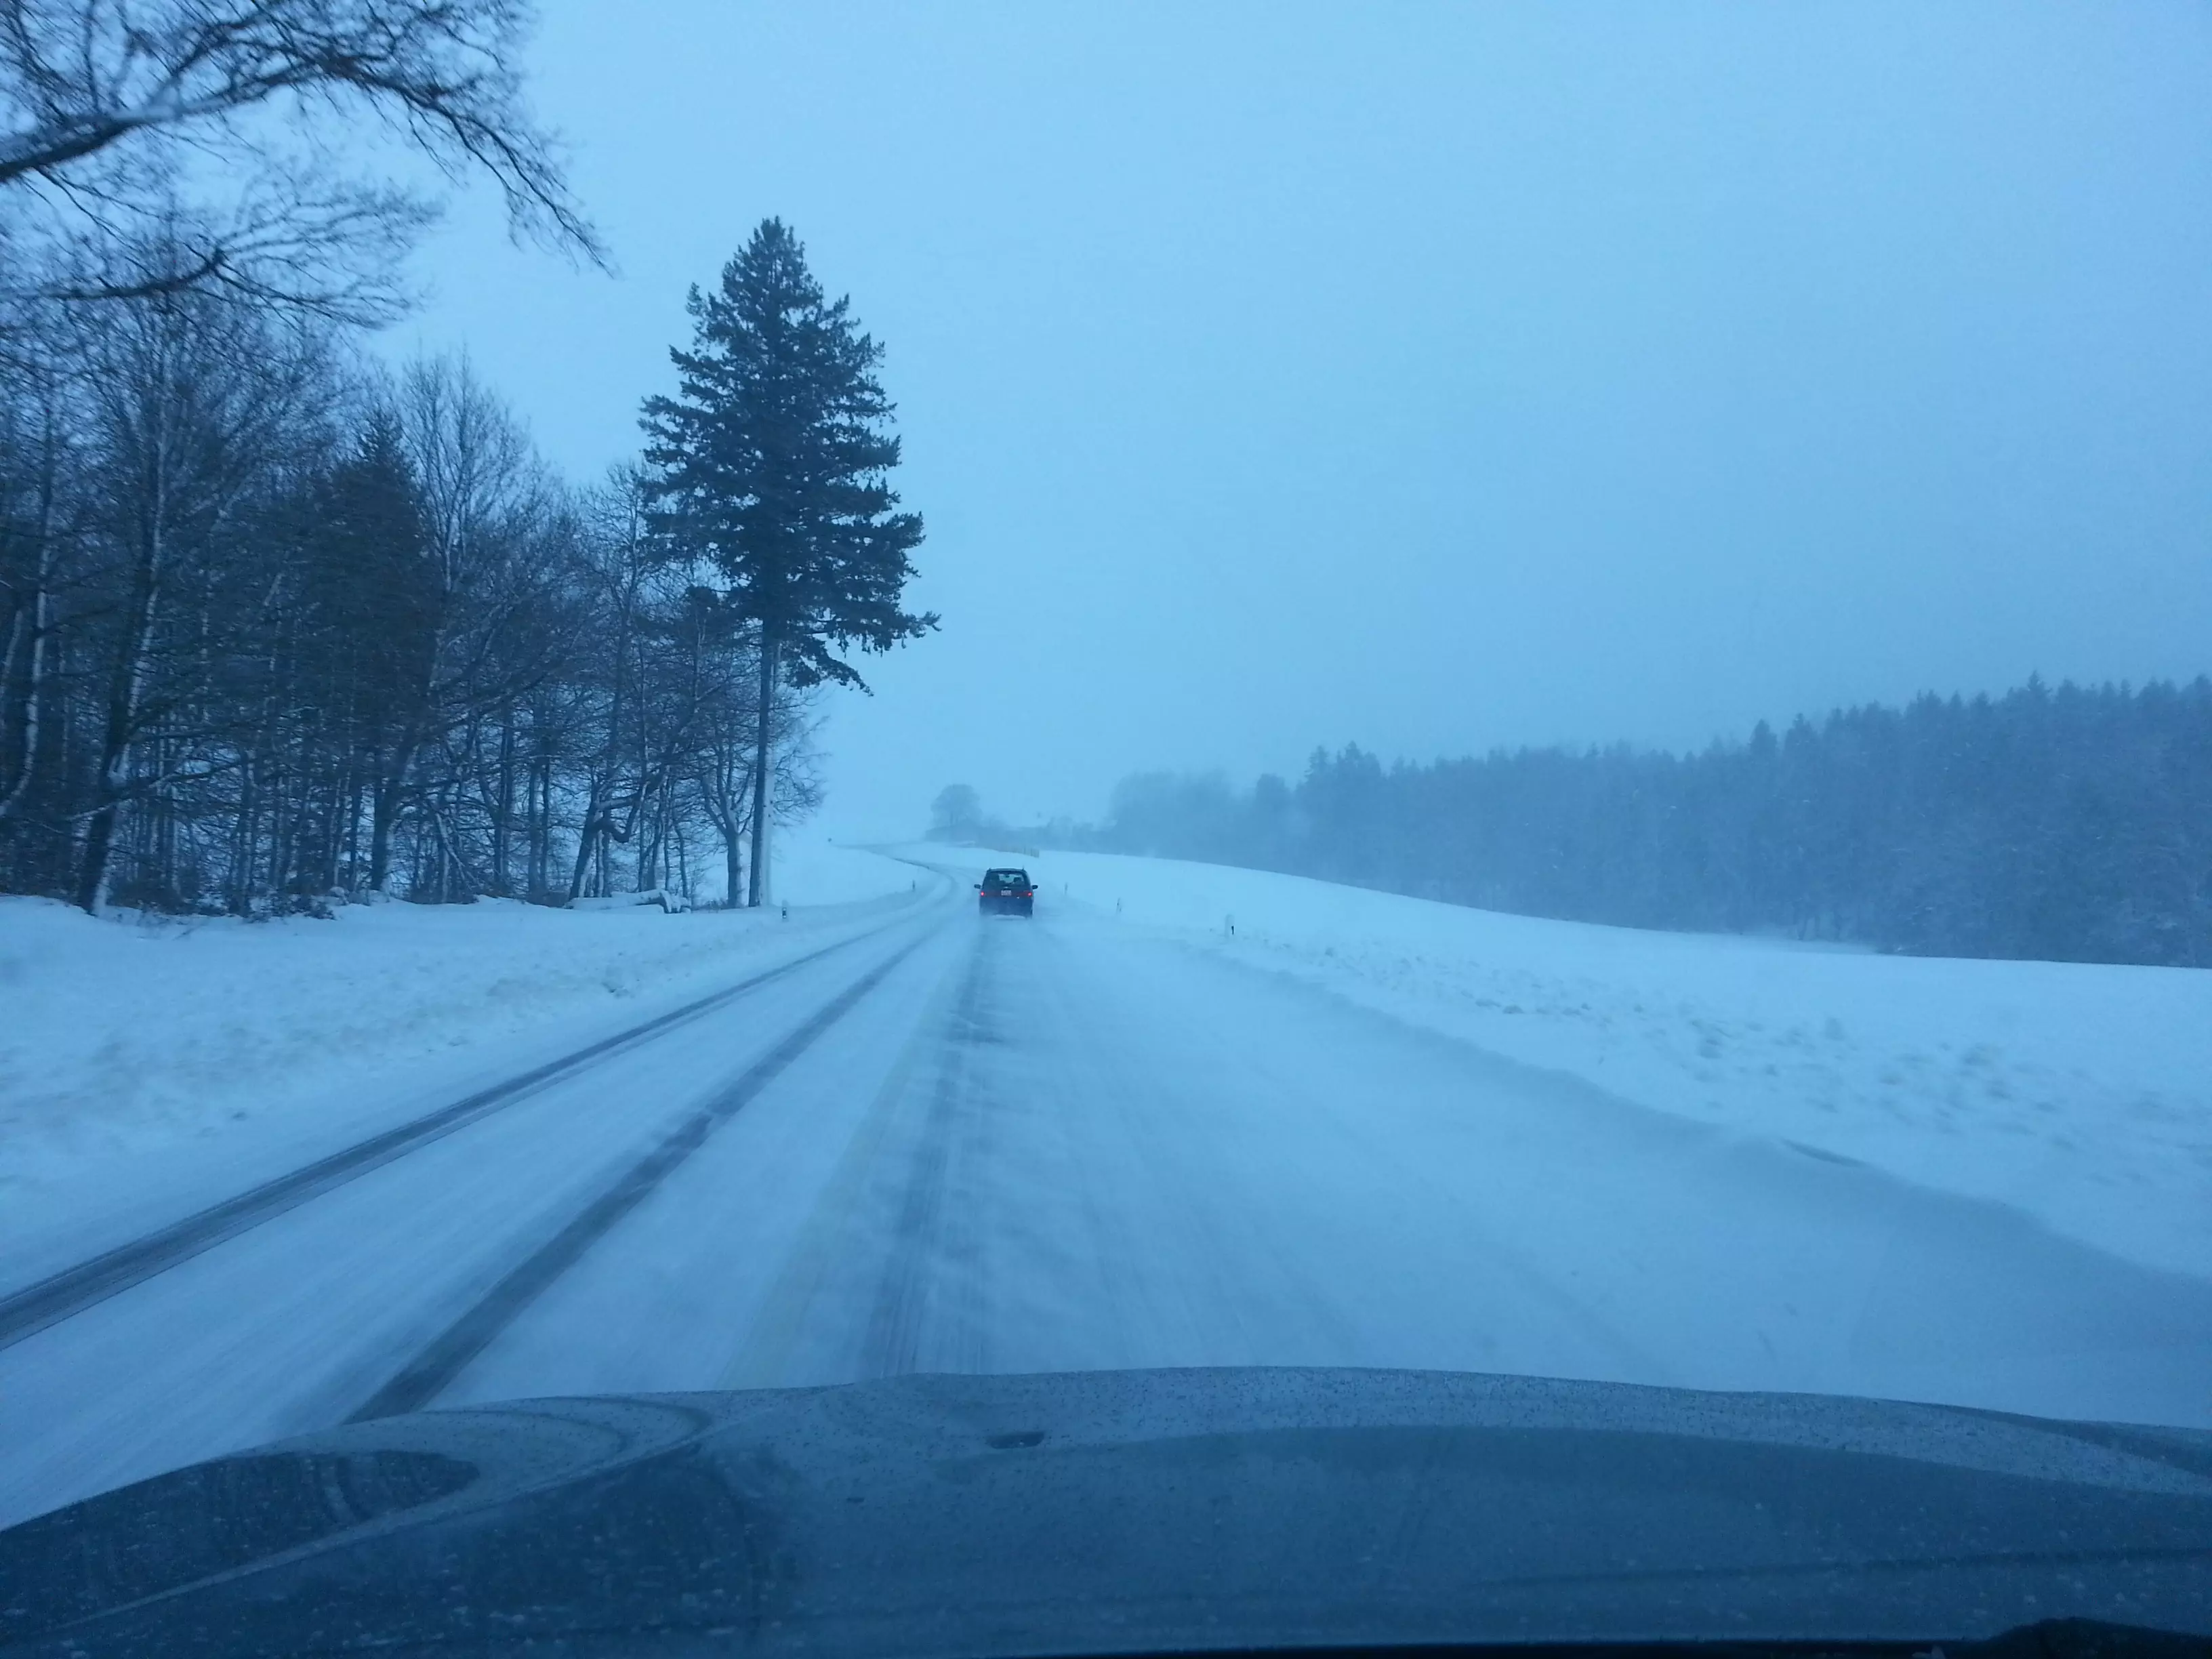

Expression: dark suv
xmin=977 ymin=867 xmax=1035 ymax=917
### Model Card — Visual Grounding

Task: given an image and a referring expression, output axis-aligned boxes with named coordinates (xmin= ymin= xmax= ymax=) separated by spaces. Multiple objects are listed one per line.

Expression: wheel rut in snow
xmin=861 ymin=921 xmax=1010 ymax=1376
xmin=349 ymin=930 xmax=935 ymax=1421
xmin=0 ymin=914 xmax=920 ymax=1353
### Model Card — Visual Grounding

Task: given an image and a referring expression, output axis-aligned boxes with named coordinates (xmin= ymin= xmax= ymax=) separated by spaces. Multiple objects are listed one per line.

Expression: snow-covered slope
xmin=0 ymin=840 xmax=921 ymax=1222
xmin=914 ymin=844 xmax=2212 ymax=1282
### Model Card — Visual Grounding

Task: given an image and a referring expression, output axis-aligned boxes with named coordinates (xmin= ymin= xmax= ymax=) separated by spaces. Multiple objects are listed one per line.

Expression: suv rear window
xmin=985 ymin=869 xmax=1029 ymax=886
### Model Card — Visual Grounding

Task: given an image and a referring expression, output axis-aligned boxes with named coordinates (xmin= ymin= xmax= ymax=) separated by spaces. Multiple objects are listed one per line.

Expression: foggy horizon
xmin=394 ymin=1 xmax=2212 ymax=834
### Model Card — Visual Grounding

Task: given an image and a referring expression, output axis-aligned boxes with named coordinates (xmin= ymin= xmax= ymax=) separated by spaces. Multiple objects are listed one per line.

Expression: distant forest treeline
xmin=1044 ymin=679 xmax=2212 ymax=966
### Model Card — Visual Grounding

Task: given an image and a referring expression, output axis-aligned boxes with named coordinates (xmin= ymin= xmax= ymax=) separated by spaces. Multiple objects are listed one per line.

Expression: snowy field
xmin=0 ymin=838 xmax=924 ymax=1269
xmin=924 ymin=845 xmax=2212 ymax=1282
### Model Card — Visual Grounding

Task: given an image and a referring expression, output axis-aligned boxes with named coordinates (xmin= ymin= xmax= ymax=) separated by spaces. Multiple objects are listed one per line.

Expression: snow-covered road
xmin=5 ymin=863 xmax=2210 ymax=1528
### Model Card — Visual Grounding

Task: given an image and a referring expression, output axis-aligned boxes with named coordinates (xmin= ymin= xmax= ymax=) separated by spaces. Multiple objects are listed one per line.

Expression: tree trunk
xmin=566 ymin=781 xmax=602 ymax=901
xmin=747 ymin=629 xmax=777 ymax=907
xmin=529 ymin=754 xmax=550 ymax=895
xmin=0 ymin=573 xmax=52 ymax=823
xmin=493 ymin=708 xmax=515 ymax=894
xmin=0 ymin=437 xmax=58 ymax=823
xmin=75 ymin=482 xmax=165 ymax=914
xmin=368 ymin=740 xmax=414 ymax=892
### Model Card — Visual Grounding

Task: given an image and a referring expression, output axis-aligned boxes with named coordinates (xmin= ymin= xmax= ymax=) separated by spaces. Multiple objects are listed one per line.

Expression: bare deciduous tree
xmin=0 ymin=0 xmax=602 ymax=317
xmin=66 ymin=270 xmax=335 ymax=908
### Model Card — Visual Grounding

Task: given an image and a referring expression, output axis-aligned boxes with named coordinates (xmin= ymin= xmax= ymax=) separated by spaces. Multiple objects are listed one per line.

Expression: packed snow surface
xmin=925 ymin=845 xmax=2212 ymax=1281
xmin=0 ymin=838 xmax=919 ymax=1258
xmin=3 ymin=846 xmax=2210 ymax=1529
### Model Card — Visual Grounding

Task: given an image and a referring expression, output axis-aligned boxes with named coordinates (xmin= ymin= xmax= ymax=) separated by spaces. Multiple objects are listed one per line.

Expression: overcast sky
xmin=392 ymin=1 xmax=2212 ymax=838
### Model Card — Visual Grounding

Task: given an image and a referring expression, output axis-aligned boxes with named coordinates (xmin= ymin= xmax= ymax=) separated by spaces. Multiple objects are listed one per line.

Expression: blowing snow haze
xmin=392 ymin=1 xmax=2212 ymax=836
xmin=13 ymin=5 xmax=2212 ymax=1644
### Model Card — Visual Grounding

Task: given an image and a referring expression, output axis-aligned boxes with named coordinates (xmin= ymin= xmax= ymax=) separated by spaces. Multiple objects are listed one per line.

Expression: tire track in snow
xmin=716 ymin=930 xmax=971 ymax=1389
xmin=0 ymin=914 xmax=917 ymax=1353
xmin=350 ymin=929 xmax=935 ymax=1421
xmin=860 ymin=922 xmax=1004 ymax=1376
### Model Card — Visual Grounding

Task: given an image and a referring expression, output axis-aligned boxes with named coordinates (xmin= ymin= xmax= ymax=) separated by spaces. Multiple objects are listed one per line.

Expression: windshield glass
xmin=2 ymin=1 xmax=2209 ymax=1647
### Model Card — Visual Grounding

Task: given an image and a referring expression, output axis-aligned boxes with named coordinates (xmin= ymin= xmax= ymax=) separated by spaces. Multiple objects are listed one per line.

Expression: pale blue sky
xmin=392 ymin=1 xmax=2212 ymax=835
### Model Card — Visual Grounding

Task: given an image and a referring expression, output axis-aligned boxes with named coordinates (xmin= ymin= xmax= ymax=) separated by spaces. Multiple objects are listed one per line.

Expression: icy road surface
xmin=5 ymin=864 xmax=2211 ymax=1526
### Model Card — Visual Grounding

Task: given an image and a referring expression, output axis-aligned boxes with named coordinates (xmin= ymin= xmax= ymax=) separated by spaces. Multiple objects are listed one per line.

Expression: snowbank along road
xmin=4 ymin=853 xmax=2211 ymax=1529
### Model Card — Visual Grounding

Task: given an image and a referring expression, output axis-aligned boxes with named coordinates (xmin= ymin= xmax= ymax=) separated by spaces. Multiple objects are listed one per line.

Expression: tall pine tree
xmin=640 ymin=220 xmax=931 ymax=904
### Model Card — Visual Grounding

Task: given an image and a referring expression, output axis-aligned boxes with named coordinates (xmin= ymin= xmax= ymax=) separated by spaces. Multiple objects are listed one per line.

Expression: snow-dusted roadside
xmin=916 ymin=845 xmax=2212 ymax=1283
xmin=1 ymin=840 xmax=929 ymax=1277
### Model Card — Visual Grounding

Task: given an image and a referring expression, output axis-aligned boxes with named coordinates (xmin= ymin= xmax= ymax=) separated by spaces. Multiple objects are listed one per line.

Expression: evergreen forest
xmin=1055 ymin=679 xmax=2212 ymax=966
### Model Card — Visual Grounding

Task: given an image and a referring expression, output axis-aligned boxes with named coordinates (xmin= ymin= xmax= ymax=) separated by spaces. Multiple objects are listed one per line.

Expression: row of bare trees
xmin=0 ymin=287 xmax=815 ymax=914
xmin=2 ymin=1 xmax=823 ymax=913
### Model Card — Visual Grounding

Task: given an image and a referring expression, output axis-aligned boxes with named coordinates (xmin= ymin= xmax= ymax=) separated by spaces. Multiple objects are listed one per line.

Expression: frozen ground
xmin=930 ymin=846 xmax=2212 ymax=1282
xmin=3 ymin=845 xmax=2209 ymax=1529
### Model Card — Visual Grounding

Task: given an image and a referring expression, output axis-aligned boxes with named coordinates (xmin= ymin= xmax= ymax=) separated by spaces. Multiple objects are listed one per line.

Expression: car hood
xmin=4 ymin=1366 xmax=2211 ymax=1656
